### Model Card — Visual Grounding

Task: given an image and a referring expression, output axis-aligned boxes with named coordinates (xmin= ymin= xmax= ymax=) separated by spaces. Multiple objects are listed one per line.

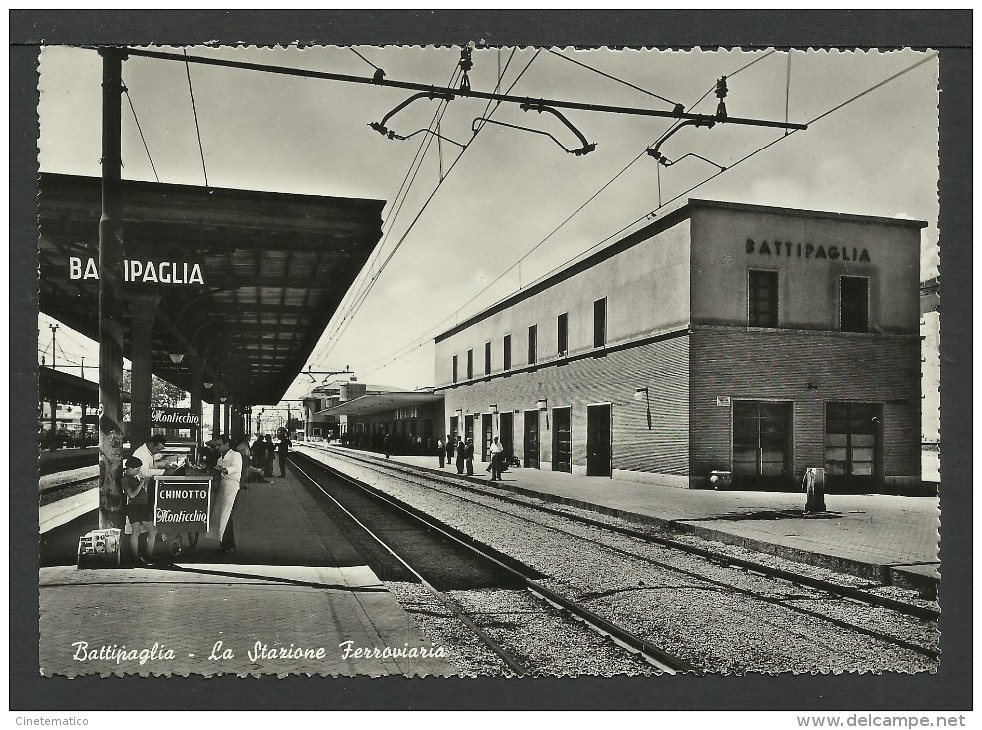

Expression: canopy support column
xmin=128 ymin=293 xmax=160 ymax=448
xmin=189 ymin=357 xmax=204 ymax=446
xmin=97 ymin=47 xmax=127 ymax=530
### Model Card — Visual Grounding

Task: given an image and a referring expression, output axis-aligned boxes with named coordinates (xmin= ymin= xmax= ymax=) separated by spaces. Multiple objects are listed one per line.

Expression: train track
xmin=297 ymin=446 xmax=938 ymax=666
xmin=308 ymin=445 xmax=938 ymax=621
xmin=290 ymin=451 xmax=693 ymax=676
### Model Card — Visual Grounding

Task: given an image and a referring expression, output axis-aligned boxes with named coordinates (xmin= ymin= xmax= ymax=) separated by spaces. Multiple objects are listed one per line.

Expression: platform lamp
xmin=168 ymin=352 xmax=185 ymax=364
xmin=536 ymin=397 xmax=549 ymax=429
xmin=634 ymin=387 xmax=652 ymax=430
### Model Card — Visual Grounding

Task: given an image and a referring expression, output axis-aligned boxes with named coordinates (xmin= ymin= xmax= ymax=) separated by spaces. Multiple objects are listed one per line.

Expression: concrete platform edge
xmin=316 ymin=447 xmax=940 ymax=594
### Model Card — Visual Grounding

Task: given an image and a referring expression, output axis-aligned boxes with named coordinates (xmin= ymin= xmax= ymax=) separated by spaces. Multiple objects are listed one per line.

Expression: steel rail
xmin=120 ymin=47 xmax=808 ymax=132
xmin=308 ymin=445 xmax=940 ymax=624
xmin=291 ymin=451 xmax=691 ymax=674
xmin=289 ymin=458 xmax=530 ymax=676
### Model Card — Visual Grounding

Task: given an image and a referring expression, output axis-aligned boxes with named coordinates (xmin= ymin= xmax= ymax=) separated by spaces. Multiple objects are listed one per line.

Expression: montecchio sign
xmin=151 ymin=408 xmax=201 ymax=428
xmin=69 ymin=257 xmax=205 ymax=285
xmin=153 ymin=476 xmax=210 ymax=532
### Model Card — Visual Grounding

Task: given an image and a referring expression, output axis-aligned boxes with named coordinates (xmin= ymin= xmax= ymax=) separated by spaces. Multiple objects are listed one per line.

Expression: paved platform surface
xmin=39 ymin=469 xmax=453 ymax=677
xmin=308 ymin=444 xmax=940 ymax=590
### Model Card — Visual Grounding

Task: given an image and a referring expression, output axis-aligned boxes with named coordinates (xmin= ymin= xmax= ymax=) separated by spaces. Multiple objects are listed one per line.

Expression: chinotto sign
xmin=154 ymin=476 xmax=211 ymax=532
xmin=69 ymin=256 xmax=205 ymax=285
xmin=151 ymin=408 xmax=201 ymax=428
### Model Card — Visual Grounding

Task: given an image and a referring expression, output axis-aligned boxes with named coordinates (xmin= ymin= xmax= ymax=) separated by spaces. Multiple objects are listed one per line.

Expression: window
xmin=840 ymin=276 xmax=869 ymax=333
xmin=466 ymin=349 xmax=473 ymax=379
xmin=594 ymin=297 xmax=607 ymax=348
xmin=528 ymin=325 xmax=537 ymax=365
xmin=484 ymin=341 xmax=492 ymax=375
xmin=749 ymin=270 xmax=779 ymax=327
xmin=557 ymin=312 xmax=568 ymax=356
xmin=503 ymin=334 xmax=512 ymax=371
xmin=452 ymin=355 xmax=458 ymax=384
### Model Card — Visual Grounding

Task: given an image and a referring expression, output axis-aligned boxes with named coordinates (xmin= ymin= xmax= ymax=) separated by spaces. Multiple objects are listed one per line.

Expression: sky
xmin=37 ymin=45 xmax=940 ymax=404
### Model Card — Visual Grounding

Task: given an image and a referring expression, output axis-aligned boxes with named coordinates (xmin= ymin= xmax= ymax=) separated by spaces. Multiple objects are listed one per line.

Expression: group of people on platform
xmin=343 ymin=429 xmax=439 ymax=456
xmin=122 ymin=431 xmax=293 ymax=563
xmin=434 ymin=434 xmax=508 ymax=481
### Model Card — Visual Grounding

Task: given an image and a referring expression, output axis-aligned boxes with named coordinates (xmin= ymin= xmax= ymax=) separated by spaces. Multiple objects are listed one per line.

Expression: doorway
xmin=732 ymin=400 xmax=792 ymax=488
xmin=552 ymin=407 xmax=572 ymax=473
xmin=481 ymin=414 xmax=493 ymax=462
xmin=524 ymin=410 xmax=539 ymax=468
xmin=824 ymin=402 xmax=882 ymax=491
xmin=586 ymin=404 xmax=612 ymax=477
xmin=499 ymin=412 xmax=514 ymax=462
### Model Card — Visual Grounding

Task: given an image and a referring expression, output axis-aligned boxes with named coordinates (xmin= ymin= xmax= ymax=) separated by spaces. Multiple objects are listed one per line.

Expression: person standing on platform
xmin=263 ymin=434 xmax=275 ymax=477
xmin=446 ymin=435 xmax=455 ymax=468
xmin=455 ymin=436 xmax=465 ymax=474
xmin=121 ymin=455 xmax=155 ymax=565
xmin=209 ymin=435 xmax=242 ymax=554
xmin=276 ymin=431 xmax=292 ymax=477
xmin=437 ymin=436 xmax=445 ymax=468
xmin=383 ymin=432 xmax=391 ymax=459
xmin=131 ymin=434 xmax=168 ymax=553
xmin=464 ymin=438 xmax=475 ymax=476
xmin=489 ymin=436 xmax=504 ymax=481
xmin=251 ymin=434 xmax=267 ymax=479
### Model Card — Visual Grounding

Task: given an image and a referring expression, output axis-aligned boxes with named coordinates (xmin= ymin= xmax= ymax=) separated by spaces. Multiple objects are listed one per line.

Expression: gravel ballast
xmin=299 ymin=447 xmax=938 ymax=675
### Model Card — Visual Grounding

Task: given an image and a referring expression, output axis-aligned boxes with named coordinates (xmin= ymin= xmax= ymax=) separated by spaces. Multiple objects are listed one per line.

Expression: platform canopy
xmin=38 ymin=365 xmax=131 ymax=408
xmin=38 ymin=173 xmax=384 ymax=406
xmin=320 ymin=391 xmax=443 ymax=417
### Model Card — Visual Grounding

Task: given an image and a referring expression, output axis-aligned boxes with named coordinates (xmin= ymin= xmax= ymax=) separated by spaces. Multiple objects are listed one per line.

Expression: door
xmin=524 ymin=410 xmax=539 ymax=468
xmin=464 ymin=415 xmax=474 ymax=446
xmin=586 ymin=404 xmax=612 ymax=477
xmin=482 ymin=414 xmax=493 ymax=462
xmin=732 ymin=400 xmax=792 ymax=488
xmin=552 ymin=407 xmax=572 ymax=473
xmin=499 ymin=412 xmax=514 ymax=462
xmin=825 ymin=402 xmax=882 ymax=492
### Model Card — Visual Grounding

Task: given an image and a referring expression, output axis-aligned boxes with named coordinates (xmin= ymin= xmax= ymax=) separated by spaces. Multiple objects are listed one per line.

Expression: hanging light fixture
xmin=168 ymin=352 xmax=185 ymax=364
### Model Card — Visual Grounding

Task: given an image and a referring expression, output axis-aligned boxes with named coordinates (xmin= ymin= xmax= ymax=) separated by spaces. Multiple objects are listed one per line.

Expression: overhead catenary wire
xmin=317 ymin=52 xmax=537 ymax=368
xmin=545 ymin=48 xmax=681 ymax=108
xmin=311 ymin=50 xmax=535 ymax=371
xmin=357 ymin=51 xmax=934 ymax=378
xmin=785 ymin=51 xmax=792 ymax=135
xmin=516 ymin=52 xmax=942 ymax=295
xmin=321 ymin=51 xmax=538 ymax=362
xmin=183 ymin=49 xmax=209 ymax=187
xmin=356 ymin=51 xmax=776 ymax=374
xmin=123 ymin=85 xmax=160 ymax=182
xmin=349 ymin=47 xmax=381 ymax=72
xmin=304 ymin=64 xmax=464 ymax=369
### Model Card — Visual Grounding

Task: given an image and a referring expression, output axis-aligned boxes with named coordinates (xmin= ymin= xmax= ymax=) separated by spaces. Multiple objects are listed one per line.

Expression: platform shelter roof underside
xmin=38 ymin=173 xmax=384 ymax=405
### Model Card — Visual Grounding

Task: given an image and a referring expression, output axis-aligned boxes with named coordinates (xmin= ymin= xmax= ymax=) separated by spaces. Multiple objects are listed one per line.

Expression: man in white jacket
xmin=211 ymin=435 xmax=243 ymax=554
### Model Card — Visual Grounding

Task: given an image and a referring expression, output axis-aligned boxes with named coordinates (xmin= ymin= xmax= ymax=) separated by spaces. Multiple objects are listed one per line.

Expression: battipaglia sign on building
xmin=151 ymin=408 xmax=201 ymax=428
xmin=69 ymin=256 xmax=205 ymax=285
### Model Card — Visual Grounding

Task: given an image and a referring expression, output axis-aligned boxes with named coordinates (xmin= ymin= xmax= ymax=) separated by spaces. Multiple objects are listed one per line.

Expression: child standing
xmin=122 ymin=455 xmax=157 ymax=564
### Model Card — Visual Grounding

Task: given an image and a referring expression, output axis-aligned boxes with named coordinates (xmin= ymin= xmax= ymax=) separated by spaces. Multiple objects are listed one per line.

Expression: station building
xmin=318 ymin=384 xmax=444 ymax=453
xmin=434 ymin=199 xmax=925 ymax=493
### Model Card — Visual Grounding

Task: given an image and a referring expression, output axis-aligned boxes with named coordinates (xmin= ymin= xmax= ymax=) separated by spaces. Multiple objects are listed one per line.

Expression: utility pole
xmin=49 ymin=324 xmax=59 ymax=370
xmin=48 ymin=324 xmax=59 ymax=448
xmin=97 ymin=47 xmax=127 ymax=530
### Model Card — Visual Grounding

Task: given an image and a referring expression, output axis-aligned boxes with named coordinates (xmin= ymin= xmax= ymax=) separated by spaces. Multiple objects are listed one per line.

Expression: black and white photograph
xmin=16 ymin=11 xmax=971 ymax=713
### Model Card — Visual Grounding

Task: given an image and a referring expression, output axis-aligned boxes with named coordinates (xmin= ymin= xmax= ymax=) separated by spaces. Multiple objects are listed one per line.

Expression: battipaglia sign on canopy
xmin=69 ymin=256 xmax=205 ymax=285
xmin=151 ymin=408 xmax=201 ymax=428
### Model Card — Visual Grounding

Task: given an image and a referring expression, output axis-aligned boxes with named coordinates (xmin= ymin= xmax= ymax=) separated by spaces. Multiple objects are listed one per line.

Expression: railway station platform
xmin=306 ymin=444 xmax=941 ymax=594
xmin=39 ymin=470 xmax=454 ymax=677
